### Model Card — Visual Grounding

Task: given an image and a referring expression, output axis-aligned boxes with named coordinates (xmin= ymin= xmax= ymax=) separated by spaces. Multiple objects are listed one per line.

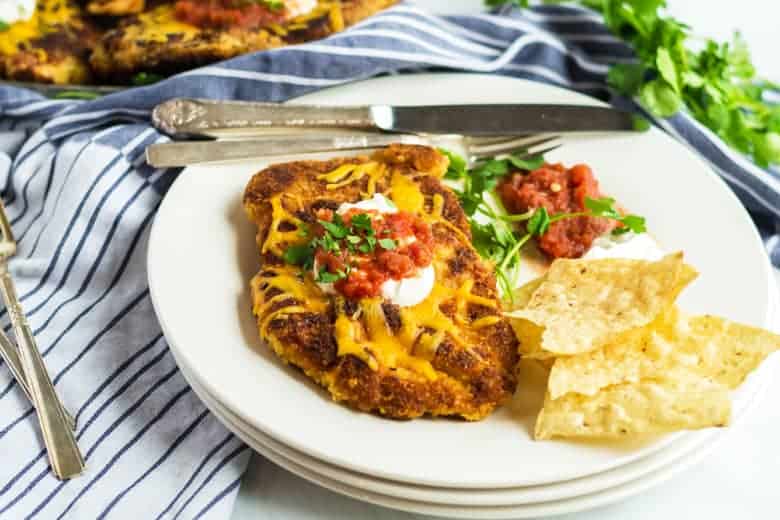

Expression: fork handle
xmin=0 ymin=263 xmax=84 ymax=479
xmin=0 ymin=331 xmax=76 ymax=430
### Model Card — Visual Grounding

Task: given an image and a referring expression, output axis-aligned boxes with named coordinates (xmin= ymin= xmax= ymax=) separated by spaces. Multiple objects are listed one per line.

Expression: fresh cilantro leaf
xmin=358 ymin=242 xmax=372 ymax=254
xmin=526 ymin=207 xmax=551 ymax=237
xmin=318 ymin=217 xmax=347 ymax=239
xmin=346 ymin=235 xmax=362 ymax=244
xmin=639 ymin=79 xmax=682 ymax=118
xmin=607 ymin=63 xmax=646 ymax=96
xmin=349 ymin=213 xmax=373 ymax=233
xmin=507 ymin=154 xmax=544 ymax=171
xmin=131 ymin=72 xmax=164 ymax=86
xmin=632 ymin=115 xmax=651 ymax=131
xmin=283 ymin=244 xmax=313 ymax=268
xmin=614 ymin=214 xmax=647 ymax=235
xmin=297 ymin=223 xmax=310 ymax=238
xmin=0 ymin=20 xmax=10 ymax=32
xmin=53 ymin=91 xmax=102 ymax=100
xmin=378 ymin=238 xmax=397 ymax=250
xmin=655 ymin=47 xmax=680 ymax=93
xmin=316 ymin=267 xmax=345 ymax=284
xmin=439 ymin=148 xmax=468 ymax=180
xmin=584 ymin=197 xmax=620 ymax=219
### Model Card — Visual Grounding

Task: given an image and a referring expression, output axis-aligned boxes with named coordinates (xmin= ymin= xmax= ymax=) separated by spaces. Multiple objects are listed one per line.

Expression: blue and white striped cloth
xmin=0 ymin=2 xmax=778 ymax=518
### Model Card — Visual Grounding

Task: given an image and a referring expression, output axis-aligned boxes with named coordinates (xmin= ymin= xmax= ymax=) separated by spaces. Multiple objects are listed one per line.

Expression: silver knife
xmin=152 ymin=98 xmax=637 ymax=138
xmin=146 ymin=134 xmax=425 ymax=167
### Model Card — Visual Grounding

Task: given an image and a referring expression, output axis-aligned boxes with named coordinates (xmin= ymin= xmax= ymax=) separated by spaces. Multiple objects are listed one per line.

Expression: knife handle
xmin=145 ymin=134 xmax=423 ymax=167
xmin=0 ymin=263 xmax=84 ymax=479
xmin=152 ymin=98 xmax=377 ymax=138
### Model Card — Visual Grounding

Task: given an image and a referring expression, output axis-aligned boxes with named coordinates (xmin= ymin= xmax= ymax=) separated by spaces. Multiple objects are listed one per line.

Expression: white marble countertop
xmin=232 ymin=1 xmax=780 ymax=518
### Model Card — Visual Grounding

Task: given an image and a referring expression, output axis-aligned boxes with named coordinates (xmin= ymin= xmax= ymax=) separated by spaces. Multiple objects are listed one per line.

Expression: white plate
xmin=148 ymin=73 xmax=774 ymax=488
xmin=179 ymin=352 xmax=774 ymax=507
xmin=180 ymin=354 xmax=775 ymax=518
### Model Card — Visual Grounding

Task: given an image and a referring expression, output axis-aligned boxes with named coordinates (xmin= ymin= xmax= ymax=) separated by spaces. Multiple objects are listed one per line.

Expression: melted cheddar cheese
xmin=0 ymin=0 xmax=82 ymax=56
xmin=253 ymin=158 xmax=501 ymax=382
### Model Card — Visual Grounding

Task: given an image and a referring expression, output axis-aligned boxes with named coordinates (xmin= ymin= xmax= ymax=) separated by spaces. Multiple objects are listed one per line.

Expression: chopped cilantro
xmin=439 ymin=148 xmax=468 ymax=180
xmin=282 ymin=243 xmax=314 ymax=269
xmin=318 ymin=216 xmax=348 ymax=238
xmin=53 ymin=91 xmax=101 ymax=100
xmin=316 ymin=267 xmax=346 ymax=284
xmin=131 ymin=72 xmax=164 ymax=87
xmin=378 ymin=238 xmax=397 ymax=250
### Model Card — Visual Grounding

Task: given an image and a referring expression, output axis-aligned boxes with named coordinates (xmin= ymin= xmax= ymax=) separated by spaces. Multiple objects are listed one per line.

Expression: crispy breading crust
xmin=0 ymin=0 xmax=99 ymax=84
xmin=89 ymin=0 xmax=397 ymax=82
xmin=243 ymin=145 xmax=519 ymax=420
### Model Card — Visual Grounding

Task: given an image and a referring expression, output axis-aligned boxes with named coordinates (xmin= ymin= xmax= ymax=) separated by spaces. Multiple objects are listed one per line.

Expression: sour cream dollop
xmin=0 ymin=0 xmax=35 ymax=24
xmin=285 ymin=0 xmax=317 ymax=18
xmin=314 ymin=194 xmax=435 ymax=307
xmin=583 ymin=232 xmax=665 ymax=261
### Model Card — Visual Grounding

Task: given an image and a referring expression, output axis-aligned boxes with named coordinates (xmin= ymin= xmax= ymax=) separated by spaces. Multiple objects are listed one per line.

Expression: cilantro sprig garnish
xmin=486 ymin=0 xmax=780 ymax=168
xmin=442 ymin=148 xmax=646 ymax=301
xmin=282 ymin=210 xmax=397 ymax=283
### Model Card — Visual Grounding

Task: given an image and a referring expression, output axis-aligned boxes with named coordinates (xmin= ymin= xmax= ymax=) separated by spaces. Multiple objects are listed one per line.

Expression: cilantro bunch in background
xmin=487 ymin=0 xmax=780 ymax=168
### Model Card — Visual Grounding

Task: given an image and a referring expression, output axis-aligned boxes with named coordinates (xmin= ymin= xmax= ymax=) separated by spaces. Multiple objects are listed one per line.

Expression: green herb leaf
xmin=639 ymin=79 xmax=682 ymax=118
xmin=131 ymin=72 xmax=164 ymax=86
xmin=316 ymin=267 xmax=346 ymax=284
xmin=607 ymin=63 xmax=646 ymax=95
xmin=53 ymin=91 xmax=102 ymax=100
xmin=318 ymin=216 xmax=348 ymax=239
xmin=283 ymin=244 xmax=314 ymax=269
xmin=439 ymin=148 xmax=468 ymax=180
xmin=655 ymin=47 xmax=680 ymax=93
xmin=349 ymin=213 xmax=373 ymax=233
xmin=0 ymin=20 xmax=10 ymax=32
xmin=346 ymin=235 xmax=362 ymax=244
xmin=526 ymin=207 xmax=551 ymax=237
xmin=378 ymin=238 xmax=397 ymax=250
xmin=507 ymin=154 xmax=544 ymax=171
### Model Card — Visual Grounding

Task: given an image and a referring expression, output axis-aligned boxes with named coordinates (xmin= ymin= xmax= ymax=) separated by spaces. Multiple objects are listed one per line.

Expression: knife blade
xmin=146 ymin=134 xmax=425 ymax=167
xmin=152 ymin=98 xmax=637 ymax=138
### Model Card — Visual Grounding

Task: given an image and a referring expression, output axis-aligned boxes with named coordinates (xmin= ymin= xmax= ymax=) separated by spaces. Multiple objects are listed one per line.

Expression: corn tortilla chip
xmin=506 ymin=253 xmax=694 ymax=356
xmin=535 ymin=373 xmax=731 ymax=440
xmin=548 ymin=308 xmax=780 ymax=399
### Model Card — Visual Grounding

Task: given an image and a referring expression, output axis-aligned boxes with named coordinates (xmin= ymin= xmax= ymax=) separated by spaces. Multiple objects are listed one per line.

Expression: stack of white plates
xmin=147 ymin=75 xmax=778 ymax=518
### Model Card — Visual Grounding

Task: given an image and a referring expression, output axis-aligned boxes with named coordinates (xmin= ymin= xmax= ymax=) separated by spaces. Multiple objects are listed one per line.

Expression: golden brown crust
xmin=243 ymin=144 xmax=519 ymax=420
xmin=89 ymin=0 xmax=397 ymax=82
xmin=0 ymin=0 xmax=99 ymax=84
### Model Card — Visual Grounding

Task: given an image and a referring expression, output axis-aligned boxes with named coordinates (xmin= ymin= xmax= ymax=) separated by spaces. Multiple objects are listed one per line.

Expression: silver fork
xmin=0 ymin=201 xmax=84 ymax=479
xmin=145 ymin=133 xmax=562 ymax=168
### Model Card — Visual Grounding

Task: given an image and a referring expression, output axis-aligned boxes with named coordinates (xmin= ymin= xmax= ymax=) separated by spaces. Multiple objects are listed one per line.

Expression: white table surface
xmin=231 ymin=1 xmax=780 ymax=518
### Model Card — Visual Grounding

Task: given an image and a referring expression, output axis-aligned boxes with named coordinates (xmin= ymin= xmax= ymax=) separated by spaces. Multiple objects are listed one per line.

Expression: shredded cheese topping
xmin=252 ymin=160 xmax=501 ymax=381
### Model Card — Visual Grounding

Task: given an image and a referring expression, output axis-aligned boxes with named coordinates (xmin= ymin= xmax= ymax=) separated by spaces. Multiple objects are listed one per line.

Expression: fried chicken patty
xmin=89 ymin=0 xmax=396 ymax=82
xmin=0 ymin=0 xmax=99 ymax=84
xmin=243 ymin=145 xmax=519 ymax=420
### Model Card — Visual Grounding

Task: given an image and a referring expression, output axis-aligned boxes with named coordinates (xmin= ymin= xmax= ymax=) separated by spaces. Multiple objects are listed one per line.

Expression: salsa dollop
xmin=314 ymin=207 xmax=434 ymax=300
xmin=498 ymin=162 xmax=616 ymax=259
xmin=174 ymin=0 xmax=287 ymax=30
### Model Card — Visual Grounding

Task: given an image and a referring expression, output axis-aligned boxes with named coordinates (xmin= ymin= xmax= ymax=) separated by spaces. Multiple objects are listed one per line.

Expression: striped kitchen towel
xmin=0 ymin=2 xmax=779 ymax=518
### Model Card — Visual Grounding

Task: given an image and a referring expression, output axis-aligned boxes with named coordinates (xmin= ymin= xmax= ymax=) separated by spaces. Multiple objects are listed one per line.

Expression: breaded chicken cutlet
xmin=0 ymin=0 xmax=99 ymax=84
xmin=243 ymin=145 xmax=519 ymax=420
xmin=89 ymin=0 xmax=396 ymax=82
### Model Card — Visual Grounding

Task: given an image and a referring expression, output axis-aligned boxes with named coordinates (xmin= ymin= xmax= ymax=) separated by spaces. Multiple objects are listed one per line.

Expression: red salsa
xmin=174 ymin=0 xmax=287 ymax=30
xmin=498 ymin=163 xmax=616 ymax=259
xmin=314 ymin=208 xmax=434 ymax=300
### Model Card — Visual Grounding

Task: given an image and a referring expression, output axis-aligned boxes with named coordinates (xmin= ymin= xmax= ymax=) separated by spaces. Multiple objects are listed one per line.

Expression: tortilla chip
xmin=506 ymin=253 xmax=694 ymax=356
xmin=508 ymin=277 xmax=549 ymax=358
xmin=535 ymin=373 xmax=731 ymax=440
xmin=547 ymin=308 xmax=780 ymax=399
